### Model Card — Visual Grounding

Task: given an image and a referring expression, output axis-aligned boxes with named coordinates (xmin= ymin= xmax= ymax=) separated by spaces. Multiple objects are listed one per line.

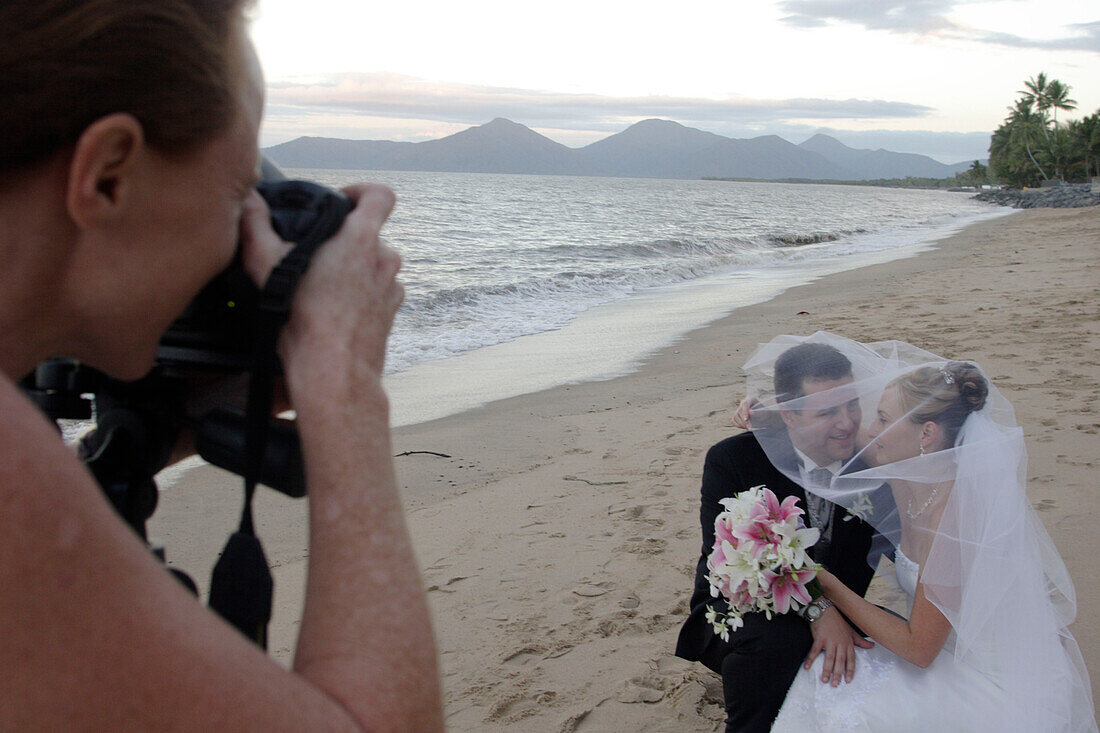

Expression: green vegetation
xmin=990 ymin=72 xmax=1099 ymax=188
xmin=708 ymin=74 xmax=1099 ymax=192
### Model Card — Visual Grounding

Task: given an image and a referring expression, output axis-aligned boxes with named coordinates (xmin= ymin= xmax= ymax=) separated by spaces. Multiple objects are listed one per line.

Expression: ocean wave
xmin=766 ymin=229 xmax=872 ymax=247
xmin=388 ymin=258 xmax=737 ymax=372
xmin=336 ymin=172 xmax=1002 ymax=375
xmin=537 ymin=235 xmax=757 ymax=262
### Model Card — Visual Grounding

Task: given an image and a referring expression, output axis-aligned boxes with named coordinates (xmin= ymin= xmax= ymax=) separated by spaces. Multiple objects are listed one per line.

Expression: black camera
xmin=24 ymin=167 xmax=353 ymax=499
xmin=159 ymin=169 xmax=353 ymax=373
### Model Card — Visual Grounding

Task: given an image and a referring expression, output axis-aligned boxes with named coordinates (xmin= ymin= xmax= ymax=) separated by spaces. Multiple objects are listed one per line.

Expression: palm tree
xmin=1017 ymin=74 xmax=1078 ymax=180
xmin=1019 ymin=73 xmax=1050 ymax=108
xmin=1006 ymin=97 xmax=1049 ymax=180
xmin=990 ymin=116 xmax=1041 ymax=188
xmin=1044 ymin=79 xmax=1077 ymax=129
xmin=967 ymin=160 xmax=989 ymax=186
xmin=1070 ymin=112 xmax=1100 ymax=180
xmin=1019 ymin=73 xmax=1053 ymax=143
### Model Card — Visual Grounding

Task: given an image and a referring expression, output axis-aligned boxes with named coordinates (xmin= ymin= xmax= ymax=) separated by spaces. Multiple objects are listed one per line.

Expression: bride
xmin=739 ymin=333 xmax=1096 ymax=732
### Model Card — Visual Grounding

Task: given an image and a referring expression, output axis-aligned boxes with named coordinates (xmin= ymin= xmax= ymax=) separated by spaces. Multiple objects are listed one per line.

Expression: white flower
xmin=843 ymin=494 xmax=874 ymax=522
xmin=706 ymin=604 xmax=744 ymax=641
xmin=773 ymin=523 xmax=820 ymax=568
xmin=705 ymin=606 xmax=731 ymax=642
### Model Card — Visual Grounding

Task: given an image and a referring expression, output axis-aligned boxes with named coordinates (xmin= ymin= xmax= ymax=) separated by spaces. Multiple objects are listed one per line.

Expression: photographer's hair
xmin=892 ymin=361 xmax=988 ymax=448
xmin=0 ymin=0 xmax=252 ymax=175
xmin=773 ymin=342 xmax=853 ymax=404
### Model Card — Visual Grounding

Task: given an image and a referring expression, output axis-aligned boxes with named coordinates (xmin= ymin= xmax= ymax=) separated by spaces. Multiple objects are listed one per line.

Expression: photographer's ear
xmin=66 ymin=113 xmax=144 ymax=227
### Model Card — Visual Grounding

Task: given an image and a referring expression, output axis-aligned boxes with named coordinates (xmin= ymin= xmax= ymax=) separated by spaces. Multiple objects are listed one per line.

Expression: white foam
xmin=385 ymin=206 xmax=1010 ymax=427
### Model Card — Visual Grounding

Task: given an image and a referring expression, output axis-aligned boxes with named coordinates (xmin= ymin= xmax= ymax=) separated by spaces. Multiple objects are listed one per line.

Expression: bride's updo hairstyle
xmin=0 ymin=0 xmax=250 ymax=175
xmin=893 ymin=361 xmax=989 ymax=448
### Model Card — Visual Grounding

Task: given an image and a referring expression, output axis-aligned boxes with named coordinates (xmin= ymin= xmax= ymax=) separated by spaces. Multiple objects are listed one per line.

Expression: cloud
xmin=780 ymin=0 xmax=958 ymax=34
xmin=778 ymin=0 xmax=1100 ymax=52
xmin=266 ymin=73 xmax=934 ymax=133
xmin=975 ymin=20 xmax=1100 ymax=52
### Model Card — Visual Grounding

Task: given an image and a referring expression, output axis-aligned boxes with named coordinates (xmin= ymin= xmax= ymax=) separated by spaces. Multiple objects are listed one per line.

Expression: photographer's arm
xmin=243 ymin=183 xmax=444 ymax=730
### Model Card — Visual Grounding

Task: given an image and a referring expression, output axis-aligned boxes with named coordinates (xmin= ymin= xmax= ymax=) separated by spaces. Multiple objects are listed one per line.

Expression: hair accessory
xmin=941 ymin=368 xmax=955 ymax=385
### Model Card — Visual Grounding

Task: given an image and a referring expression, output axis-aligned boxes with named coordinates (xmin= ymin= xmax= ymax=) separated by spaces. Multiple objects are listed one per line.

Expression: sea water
xmin=284 ymin=170 xmax=1007 ymax=426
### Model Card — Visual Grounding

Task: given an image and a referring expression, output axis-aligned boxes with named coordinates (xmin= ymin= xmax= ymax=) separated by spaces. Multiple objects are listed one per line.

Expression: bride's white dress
xmin=771 ymin=550 xmax=1004 ymax=731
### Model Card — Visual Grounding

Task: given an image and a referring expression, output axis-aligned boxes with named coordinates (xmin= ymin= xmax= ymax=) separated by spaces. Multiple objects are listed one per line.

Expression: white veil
xmin=745 ymin=332 xmax=1095 ymax=731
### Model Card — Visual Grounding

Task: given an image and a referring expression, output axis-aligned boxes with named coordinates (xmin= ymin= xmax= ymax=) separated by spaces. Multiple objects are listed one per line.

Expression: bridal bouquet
xmin=705 ymin=485 xmax=821 ymax=641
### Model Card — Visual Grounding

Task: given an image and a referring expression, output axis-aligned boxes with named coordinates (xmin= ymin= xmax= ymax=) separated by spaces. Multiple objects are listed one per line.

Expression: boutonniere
xmin=842 ymin=493 xmax=874 ymax=522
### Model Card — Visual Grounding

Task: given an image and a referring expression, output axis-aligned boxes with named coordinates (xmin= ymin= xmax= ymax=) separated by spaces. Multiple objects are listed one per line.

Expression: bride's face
xmin=867 ymin=385 xmax=923 ymax=465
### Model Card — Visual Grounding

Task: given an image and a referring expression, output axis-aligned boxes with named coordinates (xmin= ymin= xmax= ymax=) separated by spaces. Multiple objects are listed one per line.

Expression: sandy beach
xmin=152 ymin=205 xmax=1099 ymax=731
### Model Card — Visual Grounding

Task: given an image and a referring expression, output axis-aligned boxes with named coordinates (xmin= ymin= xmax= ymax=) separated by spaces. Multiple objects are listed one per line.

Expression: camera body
xmin=158 ymin=177 xmax=353 ymax=373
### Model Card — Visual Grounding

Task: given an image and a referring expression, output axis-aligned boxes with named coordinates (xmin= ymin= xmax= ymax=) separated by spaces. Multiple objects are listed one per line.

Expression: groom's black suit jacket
xmin=675 ymin=428 xmax=878 ymax=671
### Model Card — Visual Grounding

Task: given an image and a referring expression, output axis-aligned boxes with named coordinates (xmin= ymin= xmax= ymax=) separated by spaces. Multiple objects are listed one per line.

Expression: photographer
xmin=0 ymin=1 xmax=442 ymax=730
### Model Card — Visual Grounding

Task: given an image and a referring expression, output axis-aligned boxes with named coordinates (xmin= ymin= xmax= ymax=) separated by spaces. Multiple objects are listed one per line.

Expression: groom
xmin=676 ymin=342 xmax=880 ymax=732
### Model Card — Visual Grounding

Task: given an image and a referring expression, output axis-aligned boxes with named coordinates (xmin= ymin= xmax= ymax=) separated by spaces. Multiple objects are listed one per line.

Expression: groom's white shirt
xmin=792 ymin=447 xmax=842 ymax=539
xmin=791 ymin=447 xmax=842 ymax=484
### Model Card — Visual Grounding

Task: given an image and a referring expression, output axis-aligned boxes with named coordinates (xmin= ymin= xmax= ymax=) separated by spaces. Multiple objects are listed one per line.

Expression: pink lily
xmin=713 ymin=513 xmax=740 ymax=551
xmin=763 ymin=567 xmax=818 ymax=614
xmin=730 ymin=517 xmax=778 ymax=560
xmin=753 ymin=488 xmax=804 ymax=526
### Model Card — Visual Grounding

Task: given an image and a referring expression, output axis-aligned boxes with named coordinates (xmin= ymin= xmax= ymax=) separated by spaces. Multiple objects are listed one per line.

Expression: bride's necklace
xmin=906 ymin=485 xmax=941 ymax=519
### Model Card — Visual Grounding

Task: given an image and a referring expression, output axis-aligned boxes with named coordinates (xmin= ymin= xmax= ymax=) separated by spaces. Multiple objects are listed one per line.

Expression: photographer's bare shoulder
xmin=0 ymin=375 xmax=90 ymax=529
xmin=0 ymin=375 xmax=127 ymax=723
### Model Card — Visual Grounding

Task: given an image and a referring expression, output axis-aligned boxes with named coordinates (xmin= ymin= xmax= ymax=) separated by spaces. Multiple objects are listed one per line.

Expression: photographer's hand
xmin=240 ymin=184 xmax=404 ymax=381
xmin=238 ymin=184 xmax=443 ymax=731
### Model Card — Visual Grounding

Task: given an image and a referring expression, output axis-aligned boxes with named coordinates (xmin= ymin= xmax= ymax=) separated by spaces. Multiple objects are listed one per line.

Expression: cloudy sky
xmin=250 ymin=0 xmax=1099 ymax=163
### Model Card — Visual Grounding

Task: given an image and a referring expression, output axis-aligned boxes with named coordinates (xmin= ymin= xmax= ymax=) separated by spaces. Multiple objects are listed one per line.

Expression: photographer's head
xmin=0 ymin=0 xmax=261 ymax=380
xmin=774 ymin=342 xmax=861 ymax=466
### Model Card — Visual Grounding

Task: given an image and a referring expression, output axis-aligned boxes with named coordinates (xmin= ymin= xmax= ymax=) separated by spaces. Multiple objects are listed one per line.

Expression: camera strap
xmin=209 ymin=182 xmax=351 ymax=648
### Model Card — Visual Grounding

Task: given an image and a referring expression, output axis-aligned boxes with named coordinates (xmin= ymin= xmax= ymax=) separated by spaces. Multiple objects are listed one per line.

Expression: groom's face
xmin=780 ymin=376 xmax=861 ymax=466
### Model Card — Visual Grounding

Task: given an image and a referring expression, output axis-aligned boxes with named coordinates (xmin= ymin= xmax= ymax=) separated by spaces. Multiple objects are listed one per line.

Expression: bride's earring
xmin=919 ymin=442 xmax=926 ymax=456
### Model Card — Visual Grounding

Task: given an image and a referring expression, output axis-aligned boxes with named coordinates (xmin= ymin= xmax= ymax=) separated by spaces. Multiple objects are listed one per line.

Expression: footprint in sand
xmin=572 ymin=581 xmax=614 ymax=598
xmin=1033 ymin=499 xmax=1057 ymax=512
xmin=616 ymin=674 xmax=667 ymax=703
xmin=487 ymin=692 xmax=553 ymax=724
xmin=619 ymin=536 xmax=668 ymax=556
xmin=502 ymin=644 xmax=547 ymax=665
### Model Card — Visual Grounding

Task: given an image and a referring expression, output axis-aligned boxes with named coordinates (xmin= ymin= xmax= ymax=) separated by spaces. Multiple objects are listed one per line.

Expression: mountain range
xmin=263 ymin=118 xmax=979 ymax=181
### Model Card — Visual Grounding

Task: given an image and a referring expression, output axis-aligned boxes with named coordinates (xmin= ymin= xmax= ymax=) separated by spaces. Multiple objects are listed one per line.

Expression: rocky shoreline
xmin=974 ymin=183 xmax=1100 ymax=208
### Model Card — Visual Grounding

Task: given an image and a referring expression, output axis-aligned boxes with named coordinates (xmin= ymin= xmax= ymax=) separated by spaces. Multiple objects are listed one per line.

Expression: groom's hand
xmin=805 ymin=608 xmax=875 ymax=686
